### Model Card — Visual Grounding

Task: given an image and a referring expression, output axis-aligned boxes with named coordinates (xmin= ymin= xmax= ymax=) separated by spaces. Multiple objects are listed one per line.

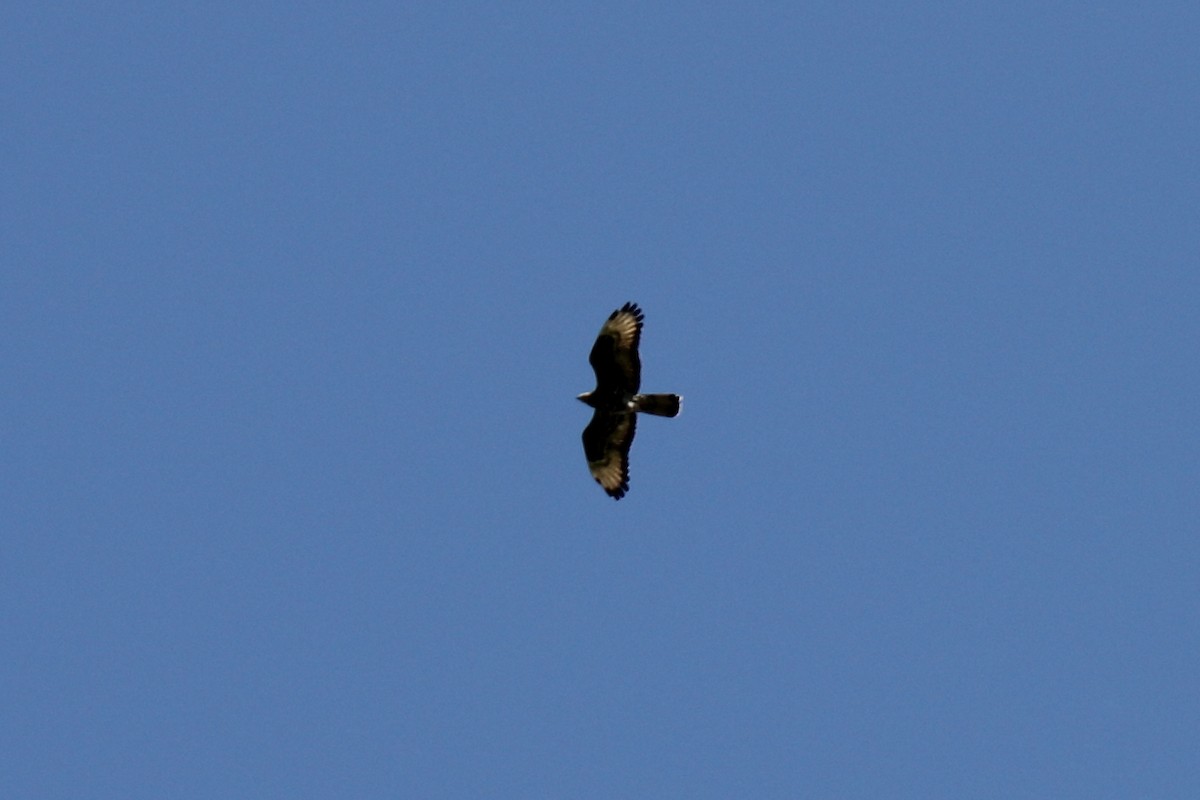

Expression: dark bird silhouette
xmin=577 ymin=302 xmax=681 ymax=499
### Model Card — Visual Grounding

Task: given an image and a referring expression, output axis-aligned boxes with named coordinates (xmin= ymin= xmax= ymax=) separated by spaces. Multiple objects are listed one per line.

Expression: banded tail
xmin=634 ymin=393 xmax=682 ymax=418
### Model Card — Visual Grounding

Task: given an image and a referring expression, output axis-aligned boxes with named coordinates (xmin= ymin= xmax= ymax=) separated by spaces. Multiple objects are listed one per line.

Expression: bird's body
xmin=578 ymin=302 xmax=681 ymax=499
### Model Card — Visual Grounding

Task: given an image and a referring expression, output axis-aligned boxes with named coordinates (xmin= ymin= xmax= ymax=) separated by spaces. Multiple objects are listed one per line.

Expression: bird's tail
xmin=634 ymin=393 xmax=682 ymax=418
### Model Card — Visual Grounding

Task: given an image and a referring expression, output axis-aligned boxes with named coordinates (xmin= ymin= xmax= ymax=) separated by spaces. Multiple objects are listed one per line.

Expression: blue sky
xmin=3 ymin=3 xmax=1198 ymax=797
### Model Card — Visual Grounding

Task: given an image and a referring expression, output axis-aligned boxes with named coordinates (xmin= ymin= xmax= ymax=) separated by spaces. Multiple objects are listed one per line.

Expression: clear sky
xmin=4 ymin=4 xmax=1197 ymax=798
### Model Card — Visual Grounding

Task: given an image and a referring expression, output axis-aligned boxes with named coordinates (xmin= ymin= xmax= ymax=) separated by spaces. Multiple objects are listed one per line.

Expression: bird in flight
xmin=578 ymin=302 xmax=681 ymax=499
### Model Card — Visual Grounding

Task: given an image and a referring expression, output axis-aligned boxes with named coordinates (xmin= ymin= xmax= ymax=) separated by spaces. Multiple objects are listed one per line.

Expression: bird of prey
xmin=578 ymin=302 xmax=681 ymax=499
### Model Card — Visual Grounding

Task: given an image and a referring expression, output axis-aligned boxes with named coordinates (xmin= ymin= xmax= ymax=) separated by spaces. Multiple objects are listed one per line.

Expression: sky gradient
xmin=4 ymin=4 xmax=1198 ymax=798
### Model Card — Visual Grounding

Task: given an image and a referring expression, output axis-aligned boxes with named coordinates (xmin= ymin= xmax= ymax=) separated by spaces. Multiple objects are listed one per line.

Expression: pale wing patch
xmin=588 ymin=450 xmax=627 ymax=493
xmin=600 ymin=303 xmax=643 ymax=350
xmin=605 ymin=312 xmax=640 ymax=347
xmin=587 ymin=413 xmax=635 ymax=499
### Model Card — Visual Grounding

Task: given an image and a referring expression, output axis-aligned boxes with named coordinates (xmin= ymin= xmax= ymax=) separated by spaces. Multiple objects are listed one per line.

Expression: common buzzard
xmin=578 ymin=302 xmax=681 ymax=499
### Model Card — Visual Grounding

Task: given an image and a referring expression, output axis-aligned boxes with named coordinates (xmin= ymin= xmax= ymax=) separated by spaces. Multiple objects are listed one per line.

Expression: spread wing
xmin=582 ymin=411 xmax=637 ymax=500
xmin=588 ymin=302 xmax=643 ymax=394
